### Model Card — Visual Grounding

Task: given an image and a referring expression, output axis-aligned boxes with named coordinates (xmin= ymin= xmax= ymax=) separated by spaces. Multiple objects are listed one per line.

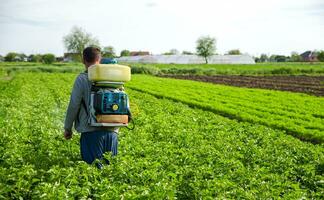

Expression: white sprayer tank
xmin=88 ymin=64 xmax=131 ymax=82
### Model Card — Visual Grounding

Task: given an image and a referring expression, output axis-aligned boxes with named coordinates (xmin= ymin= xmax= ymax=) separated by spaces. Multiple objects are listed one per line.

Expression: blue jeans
xmin=80 ymin=131 xmax=118 ymax=164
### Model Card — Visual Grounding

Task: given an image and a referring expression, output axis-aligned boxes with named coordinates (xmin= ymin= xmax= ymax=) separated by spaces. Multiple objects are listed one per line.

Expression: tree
xmin=227 ymin=49 xmax=241 ymax=55
xmin=169 ymin=49 xmax=179 ymax=55
xmin=120 ymin=50 xmax=130 ymax=57
xmin=254 ymin=57 xmax=260 ymax=63
xmin=270 ymin=55 xmax=287 ymax=62
xmin=290 ymin=52 xmax=302 ymax=62
xmin=269 ymin=55 xmax=276 ymax=62
xmin=102 ymin=46 xmax=116 ymax=58
xmin=42 ymin=54 xmax=56 ymax=64
xmin=5 ymin=52 xmax=18 ymax=62
xmin=260 ymin=54 xmax=269 ymax=62
xmin=18 ymin=53 xmax=27 ymax=61
xmin=63 ymin=26 xmax=100 ymax=61
xmin=317 ymin=51 xmax=324 ymax=62
xmin=163 ymin=49 xmax=179 ymax=55
xmin=28 ymin=54 xmax=42 ymax=62
xmin=196 ymin=36 xmax=216 ymax=64
xmin=182 ymin=51 xmax=194 ymax=55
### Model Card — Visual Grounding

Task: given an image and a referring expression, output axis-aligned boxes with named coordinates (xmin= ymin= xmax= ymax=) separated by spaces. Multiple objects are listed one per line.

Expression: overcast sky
xmin=0 ymin=0 xmax=323 ymax=56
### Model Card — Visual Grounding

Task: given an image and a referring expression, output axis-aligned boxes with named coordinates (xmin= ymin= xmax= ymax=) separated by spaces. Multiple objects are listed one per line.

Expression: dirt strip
xmin=161 ymin=75 xmax=324 ymax=96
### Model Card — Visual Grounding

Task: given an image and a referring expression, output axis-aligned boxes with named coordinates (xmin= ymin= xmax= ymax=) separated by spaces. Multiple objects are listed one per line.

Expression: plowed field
xmin=162 ymin=75 xmax=324 ymax=96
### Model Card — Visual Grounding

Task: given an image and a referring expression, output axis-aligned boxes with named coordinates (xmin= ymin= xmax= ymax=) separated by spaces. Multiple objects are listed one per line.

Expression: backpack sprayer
xmin=87 ymin=59 xmax=134 ymax=129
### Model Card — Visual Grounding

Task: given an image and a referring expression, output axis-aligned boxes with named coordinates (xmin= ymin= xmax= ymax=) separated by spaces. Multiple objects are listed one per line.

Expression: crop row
xmin=126 ymin=75 xmax=324 ymax=143
xmin=0 ymin=72 xmax=323 ymax=198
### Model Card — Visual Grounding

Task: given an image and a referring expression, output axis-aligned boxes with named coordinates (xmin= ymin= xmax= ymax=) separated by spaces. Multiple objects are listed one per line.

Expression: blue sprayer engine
xmin=87 ymin=59 xmax=132 ymax=128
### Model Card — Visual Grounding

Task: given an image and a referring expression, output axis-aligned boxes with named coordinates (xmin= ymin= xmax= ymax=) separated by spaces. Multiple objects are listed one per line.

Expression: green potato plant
xmin=0 ymin=72 xmax=323 ymax=199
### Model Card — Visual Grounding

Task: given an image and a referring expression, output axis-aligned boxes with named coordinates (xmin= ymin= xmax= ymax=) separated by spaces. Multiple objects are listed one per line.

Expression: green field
xmin=0 ymin=63 xmax=323 ymax=198
xmin=0 ymin=62 xmax=83 ymax=75
xmin=127 ymin=75 xmax=324 ymax=143
xmin=129 ymin=62 xmax=324 ymax=75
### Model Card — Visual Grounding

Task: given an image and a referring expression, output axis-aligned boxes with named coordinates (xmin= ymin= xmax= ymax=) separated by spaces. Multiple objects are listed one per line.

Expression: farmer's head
xmin=83 ymin=46 xmax=101 ymax=68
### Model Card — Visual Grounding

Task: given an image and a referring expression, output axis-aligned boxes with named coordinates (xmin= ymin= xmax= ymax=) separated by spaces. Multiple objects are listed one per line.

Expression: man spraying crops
xmin=64 ymin=47 xmax=118 ymax=168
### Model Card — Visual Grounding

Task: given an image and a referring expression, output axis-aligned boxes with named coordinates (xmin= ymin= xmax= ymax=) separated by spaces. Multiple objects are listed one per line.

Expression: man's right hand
xmin=64 ymin=130 xmax=73 ymax=140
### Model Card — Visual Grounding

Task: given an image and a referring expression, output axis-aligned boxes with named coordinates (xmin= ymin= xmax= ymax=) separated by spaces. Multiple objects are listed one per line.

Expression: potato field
xmin=0 ymin=63 xmax=323 ymax=199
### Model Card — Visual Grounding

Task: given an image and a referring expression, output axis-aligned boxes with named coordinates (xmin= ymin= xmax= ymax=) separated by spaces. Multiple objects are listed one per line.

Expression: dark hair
xmin=83 ymin=46 xmax=101 ymax=63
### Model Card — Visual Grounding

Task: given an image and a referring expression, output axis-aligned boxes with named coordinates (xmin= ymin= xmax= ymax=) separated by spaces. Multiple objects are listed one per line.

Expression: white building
xmin=117 ymin=55 xmax=255 ymax=64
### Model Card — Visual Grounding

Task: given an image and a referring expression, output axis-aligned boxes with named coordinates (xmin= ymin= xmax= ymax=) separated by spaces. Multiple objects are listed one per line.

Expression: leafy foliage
xmin=42 ymin=54 xmax=56 ymax=64
xmin=260 ymin=54 xmax=269 ymax=62
xmin=182 ymin=51 xmax=194 ymax=55
xmin=0 ymin=63 xmax=324 ymax=199
xmin=120 ymin=50 xmax=130 ymax=57
xmin=317 ymin=51 xmax=324 ymax=62
xmin=163 ymin=49 xmax=180 ymax=55
xmin=130 ymin=65 xmax=160 ymax=75
xmin=270 ymin=55 xmax=289 ymax=62
xmin=0 ymin=68 xmax=323 ymax=199
xmin=5 ymin=52 xmax=19 ymax=62
xmin=102 ymin=46 xmax=116 ymax=58
xmin=290 ymin=52 xmax=302 ymax=62
xmin=196 ymin=36 xmax=216 ymax=64
xmin=227 ymin=49 xmax=241 ymax=55
xmin=28 ymin=54 xmax=42 ymax=62
xmin=63 ymin=26 xmax=100 ymax=59
xmin=127 ymin=75 xmax=324 ymax=143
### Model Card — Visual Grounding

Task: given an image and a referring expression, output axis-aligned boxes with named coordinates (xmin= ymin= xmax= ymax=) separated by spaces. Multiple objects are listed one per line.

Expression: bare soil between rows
xmin=161 ymin=75 xmax=324 ymax=96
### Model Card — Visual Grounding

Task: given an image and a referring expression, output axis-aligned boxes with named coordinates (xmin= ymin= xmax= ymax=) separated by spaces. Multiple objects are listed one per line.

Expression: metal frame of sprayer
xmin=89 ymin=81 xmax=131 ymax=127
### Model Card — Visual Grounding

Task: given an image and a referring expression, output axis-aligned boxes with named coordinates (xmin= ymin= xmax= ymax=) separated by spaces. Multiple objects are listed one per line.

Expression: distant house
xmin=63 ymin=53 xmax=80 ymax=62
xmin=300 ymin=51 xmax=318 ymax=62
xmin=129 ymin=51 xmax=150 ymax=56
xmin=118 ymin=55 xmax=256 ymax=64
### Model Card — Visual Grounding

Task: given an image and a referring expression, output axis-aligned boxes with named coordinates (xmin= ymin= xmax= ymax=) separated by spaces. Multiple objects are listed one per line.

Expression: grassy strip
xmin=128 ymin=62 xmax=324 ymax=76
xmin=2 ymin=62 xmax=324 ymax=76
xmin=0 ymin=62 xmax=84 ymax=76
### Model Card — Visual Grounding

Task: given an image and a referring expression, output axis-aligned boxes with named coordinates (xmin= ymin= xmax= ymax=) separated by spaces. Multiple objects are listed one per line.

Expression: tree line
xmin=0 ymin=53 xmax=56 ymax=64
xmin=255 ymin=52 xmax=324 ymax=63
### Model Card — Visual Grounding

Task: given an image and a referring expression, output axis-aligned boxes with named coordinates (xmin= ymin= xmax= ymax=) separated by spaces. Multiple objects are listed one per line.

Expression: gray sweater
xmin=64 ymin=72 xmax=119 ymax=133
